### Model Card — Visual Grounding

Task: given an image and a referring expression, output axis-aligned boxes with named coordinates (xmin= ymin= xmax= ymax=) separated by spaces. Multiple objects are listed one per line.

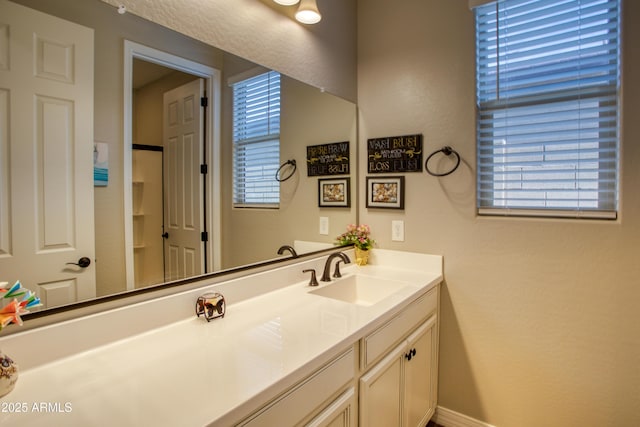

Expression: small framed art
xmin=318 ymin=178 xmax=350 ymax=208
xmin=366 ymin=176 xmax=405 ymax=209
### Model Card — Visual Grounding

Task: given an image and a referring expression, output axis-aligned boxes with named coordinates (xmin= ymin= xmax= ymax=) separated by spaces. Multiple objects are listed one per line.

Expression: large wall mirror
xmin=0 ymin=0 xmax=357 ymax=316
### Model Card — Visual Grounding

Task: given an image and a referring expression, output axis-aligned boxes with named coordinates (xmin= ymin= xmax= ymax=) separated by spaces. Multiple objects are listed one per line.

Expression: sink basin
xmin=308 ymin=275 xmax=408 ymax=306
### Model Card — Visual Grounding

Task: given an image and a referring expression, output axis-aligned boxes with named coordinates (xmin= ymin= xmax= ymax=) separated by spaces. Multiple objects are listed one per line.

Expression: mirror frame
xmin=16 ymin=245 xmax=353 ymax=334
xmin=2 ymin=0 xmax=358 ymax=331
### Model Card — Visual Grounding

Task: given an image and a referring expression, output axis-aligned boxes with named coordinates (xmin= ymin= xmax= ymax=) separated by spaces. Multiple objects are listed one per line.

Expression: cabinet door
xmin=359 ymin=343 xmax=405 ymax=427
xmin=403 ymin=315 xmax=438 ymax=427
xmin=305 ymin=387 xmax=356 ymax=427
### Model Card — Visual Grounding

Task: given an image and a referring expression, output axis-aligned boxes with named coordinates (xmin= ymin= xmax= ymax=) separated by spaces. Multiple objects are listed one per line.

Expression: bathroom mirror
xmin=1 ymin=0 xmax=357 ymax=314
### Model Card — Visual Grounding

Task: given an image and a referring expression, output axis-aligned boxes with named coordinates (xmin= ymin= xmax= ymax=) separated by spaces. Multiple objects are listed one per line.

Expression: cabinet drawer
xmin=239 ymin=347 xmax=355 ymax=427
xmin=361 ymin=287 xmax=437 ymax=369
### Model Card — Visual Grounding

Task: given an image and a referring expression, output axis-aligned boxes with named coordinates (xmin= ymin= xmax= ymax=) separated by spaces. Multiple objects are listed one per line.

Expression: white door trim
xmin=123 ymin=40 xmax=221 ymax=290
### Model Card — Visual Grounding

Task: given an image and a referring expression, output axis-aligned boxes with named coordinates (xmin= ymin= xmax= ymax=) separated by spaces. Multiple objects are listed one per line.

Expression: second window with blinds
xmin=231 ymin=70 xmax=281 ymax=208
xmin=475 ymin=0 xmax=621 ymax=219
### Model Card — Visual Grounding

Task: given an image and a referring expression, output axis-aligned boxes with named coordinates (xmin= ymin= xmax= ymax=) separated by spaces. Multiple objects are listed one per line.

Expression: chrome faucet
xmin=277 ymin=245 xmax=298 ymax=258
xmin=321 ymin=252 xmax=351 ymax=282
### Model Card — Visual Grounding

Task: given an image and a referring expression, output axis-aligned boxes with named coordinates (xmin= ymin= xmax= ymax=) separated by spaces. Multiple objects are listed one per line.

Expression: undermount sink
xmin=308 ymin=274 xmax=409 ymax=306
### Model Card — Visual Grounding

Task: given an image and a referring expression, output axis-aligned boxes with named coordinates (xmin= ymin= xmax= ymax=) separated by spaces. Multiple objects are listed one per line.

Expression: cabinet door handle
xmin=404 ymin=348 xmax=417 ymax=361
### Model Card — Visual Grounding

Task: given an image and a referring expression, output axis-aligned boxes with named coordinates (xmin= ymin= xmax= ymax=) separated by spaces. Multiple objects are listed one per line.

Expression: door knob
xmin=162 ymin=232 xmax=169 ymax=239
xmin=66 ymin=257 xmax=91 ymax=268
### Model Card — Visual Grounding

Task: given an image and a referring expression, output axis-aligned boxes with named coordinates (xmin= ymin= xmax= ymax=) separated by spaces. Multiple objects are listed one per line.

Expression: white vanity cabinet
xmin=1 ymin=249 xmax=442 ymax=427
xmin=237 ymin=347 xmax=356 ymax=427
xmin=238 ymin=284 xmax=439 ymax=427
xmin=359 ymin=287 xmax=439 ymax=427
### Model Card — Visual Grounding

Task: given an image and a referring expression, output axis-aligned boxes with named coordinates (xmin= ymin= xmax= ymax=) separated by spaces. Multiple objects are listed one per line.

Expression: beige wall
xmin=358 ymin=1 xmax=640 ymax=426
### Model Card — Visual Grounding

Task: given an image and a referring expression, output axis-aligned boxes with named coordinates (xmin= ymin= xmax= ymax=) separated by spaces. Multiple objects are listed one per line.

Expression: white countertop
xmin=0 ymin=250 xmax=442 ymax=426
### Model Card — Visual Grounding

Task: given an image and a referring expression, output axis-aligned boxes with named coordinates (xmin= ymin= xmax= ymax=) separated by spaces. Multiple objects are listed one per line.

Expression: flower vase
xmin=0 ymin=350 xmax=18 ymax=398
xmin=354 ymin=247 xmax=370 ymax=266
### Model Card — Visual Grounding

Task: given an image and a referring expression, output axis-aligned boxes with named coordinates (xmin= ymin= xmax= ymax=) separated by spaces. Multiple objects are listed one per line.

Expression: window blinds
xmin=232 ymin=71 xmax=281 ymax=207
xmin=475 ymin=0 xmax=620 ymax=218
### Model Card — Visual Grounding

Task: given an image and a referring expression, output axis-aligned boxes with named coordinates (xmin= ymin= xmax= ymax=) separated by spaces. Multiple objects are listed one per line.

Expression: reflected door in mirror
xmin=163 ymin=79 xmax=205 ymax=281
xmin=0 ymin=1 xmax=96 ymax=309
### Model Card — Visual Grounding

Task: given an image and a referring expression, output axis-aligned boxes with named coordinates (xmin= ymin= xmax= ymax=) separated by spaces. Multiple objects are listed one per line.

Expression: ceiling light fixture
xmin=273 ymin=0 xmax=300 ymax=5
xmin=295 ymin=0 xmax=322 ymax=24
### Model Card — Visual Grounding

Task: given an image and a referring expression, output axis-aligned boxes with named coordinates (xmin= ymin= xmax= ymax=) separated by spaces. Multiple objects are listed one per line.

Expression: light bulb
xmin=274 ymin=0 xmax=300 ymax=5
xmin=295 ymin=0 xmax=321 ymax=24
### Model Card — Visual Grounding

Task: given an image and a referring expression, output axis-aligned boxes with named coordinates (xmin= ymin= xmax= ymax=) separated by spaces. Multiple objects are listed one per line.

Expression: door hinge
xmin=201 ymin=96 xmax=208 ymax=107
xmin=200 ymin=164 xmax=208 ymax=174
xmin=201 ymin=231 xmax=209 ymax=242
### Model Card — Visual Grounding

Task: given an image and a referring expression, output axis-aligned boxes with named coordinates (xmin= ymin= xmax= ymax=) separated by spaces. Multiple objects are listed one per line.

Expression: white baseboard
xmin=433 ymin=406 xmax=496 ymax=427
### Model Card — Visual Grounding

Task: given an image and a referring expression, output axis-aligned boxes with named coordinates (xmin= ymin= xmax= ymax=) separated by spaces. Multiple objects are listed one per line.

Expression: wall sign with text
xmin=306 ymin=141 xmax=350 ymax=176
xmin=367 ymin=134 xmax=423 ymax=173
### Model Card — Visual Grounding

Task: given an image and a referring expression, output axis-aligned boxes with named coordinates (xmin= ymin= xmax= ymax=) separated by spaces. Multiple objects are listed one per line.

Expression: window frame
xmin=474 ymin=0 xmax=621 ymax=220
xmin=230 ymin=69 xmax=281 ymax=209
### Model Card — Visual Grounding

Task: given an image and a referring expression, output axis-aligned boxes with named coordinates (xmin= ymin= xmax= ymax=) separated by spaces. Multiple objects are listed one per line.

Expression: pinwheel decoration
xmin=0 ymin=281 xmax=42 ymax=331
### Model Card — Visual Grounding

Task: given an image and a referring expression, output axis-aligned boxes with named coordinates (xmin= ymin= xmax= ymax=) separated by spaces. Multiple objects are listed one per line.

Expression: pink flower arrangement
xmin=336 ymin=224 xmax=375 ymax=250
xmin=0 ymin=281 xmax=41 ymax=331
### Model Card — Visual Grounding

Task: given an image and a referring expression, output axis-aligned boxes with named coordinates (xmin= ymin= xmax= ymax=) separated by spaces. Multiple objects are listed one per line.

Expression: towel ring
xmin=425 ymin=146 xmax=460 ymax=177
xmin=276 ymin=159 xmax=297 ymax=182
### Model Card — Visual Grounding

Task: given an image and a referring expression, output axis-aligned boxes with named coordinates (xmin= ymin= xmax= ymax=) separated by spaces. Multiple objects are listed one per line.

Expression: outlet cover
xmin=319 ymin=217 xmax=329 ymax=235
xmin=391 ymin=220 xmax=405 ymax=241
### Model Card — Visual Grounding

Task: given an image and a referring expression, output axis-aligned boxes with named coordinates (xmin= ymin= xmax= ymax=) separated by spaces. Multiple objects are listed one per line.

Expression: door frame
xmin=123 ymin=40 xmax=221 ymax=290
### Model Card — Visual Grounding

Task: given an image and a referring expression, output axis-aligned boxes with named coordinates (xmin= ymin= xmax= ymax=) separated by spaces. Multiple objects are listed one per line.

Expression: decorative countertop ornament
xmin=0 ymin=350 xmax=18 ymax=398
xmin=0 ymin=280 xmax=42 ymax=397
xmin=196 ymin=292 xmax=226 ymax=322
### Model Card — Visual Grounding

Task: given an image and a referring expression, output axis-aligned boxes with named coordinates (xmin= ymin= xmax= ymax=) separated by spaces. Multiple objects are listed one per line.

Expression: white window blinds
xmin=475 ymin=0 xmax=620 ymax=219
xmin=232 ymin=70 xmax=281 ymax=207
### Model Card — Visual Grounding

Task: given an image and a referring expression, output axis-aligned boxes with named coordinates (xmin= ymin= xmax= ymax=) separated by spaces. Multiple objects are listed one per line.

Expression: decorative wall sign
xmin=318 ymin=178 xmax=350 ymax=208
xmin=366 ymin=176 xmax=405 ymax=210
xmin=306 ymin=141 xmax=350 ymax=176
xmin=367 ymin=134 xmax=423 ymax=173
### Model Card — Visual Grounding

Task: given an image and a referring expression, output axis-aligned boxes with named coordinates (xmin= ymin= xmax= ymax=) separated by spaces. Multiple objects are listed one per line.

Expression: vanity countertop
xmin=0 ymin=250 xmax=442 ymax=426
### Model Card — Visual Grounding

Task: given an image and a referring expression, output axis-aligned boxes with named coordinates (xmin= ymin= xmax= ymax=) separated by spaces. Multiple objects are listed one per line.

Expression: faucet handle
xmin=333 ymin=260 xmax=344 ymax=278
xmin=302 ymin=269 xmax=319 ymax=286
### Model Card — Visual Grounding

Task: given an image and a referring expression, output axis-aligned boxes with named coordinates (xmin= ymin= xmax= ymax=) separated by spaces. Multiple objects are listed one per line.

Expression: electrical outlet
xmin=391 ymin=220 xmax=404 ymax=241
xmin=319 ymin=217 xmax=329 ymax=235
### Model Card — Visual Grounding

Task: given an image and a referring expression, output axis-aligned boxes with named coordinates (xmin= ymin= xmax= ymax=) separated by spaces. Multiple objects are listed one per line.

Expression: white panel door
xmin=163 ymin=79 xmax=203 ymax=281
xmin=0 ymin=1 xmax=95 ymax=309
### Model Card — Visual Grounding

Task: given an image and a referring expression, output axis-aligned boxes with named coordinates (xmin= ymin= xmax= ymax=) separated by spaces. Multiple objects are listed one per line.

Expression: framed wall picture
xmin=318 ymin=178 xmax=350 ymax=208
xmin=366 ymin=176 xmax=405 ymax=209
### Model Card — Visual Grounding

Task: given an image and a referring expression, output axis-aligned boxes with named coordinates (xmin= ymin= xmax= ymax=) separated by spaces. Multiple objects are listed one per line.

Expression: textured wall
xmin=99 ymin=0 xmax=357 ymax=102
xmin=357 ymin=0 xmax=640 ymax=426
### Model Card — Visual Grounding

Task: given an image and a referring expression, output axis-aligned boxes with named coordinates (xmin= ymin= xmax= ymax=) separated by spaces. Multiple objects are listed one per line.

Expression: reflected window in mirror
xmin=231 ymin=70 xmax=281 ymax=208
